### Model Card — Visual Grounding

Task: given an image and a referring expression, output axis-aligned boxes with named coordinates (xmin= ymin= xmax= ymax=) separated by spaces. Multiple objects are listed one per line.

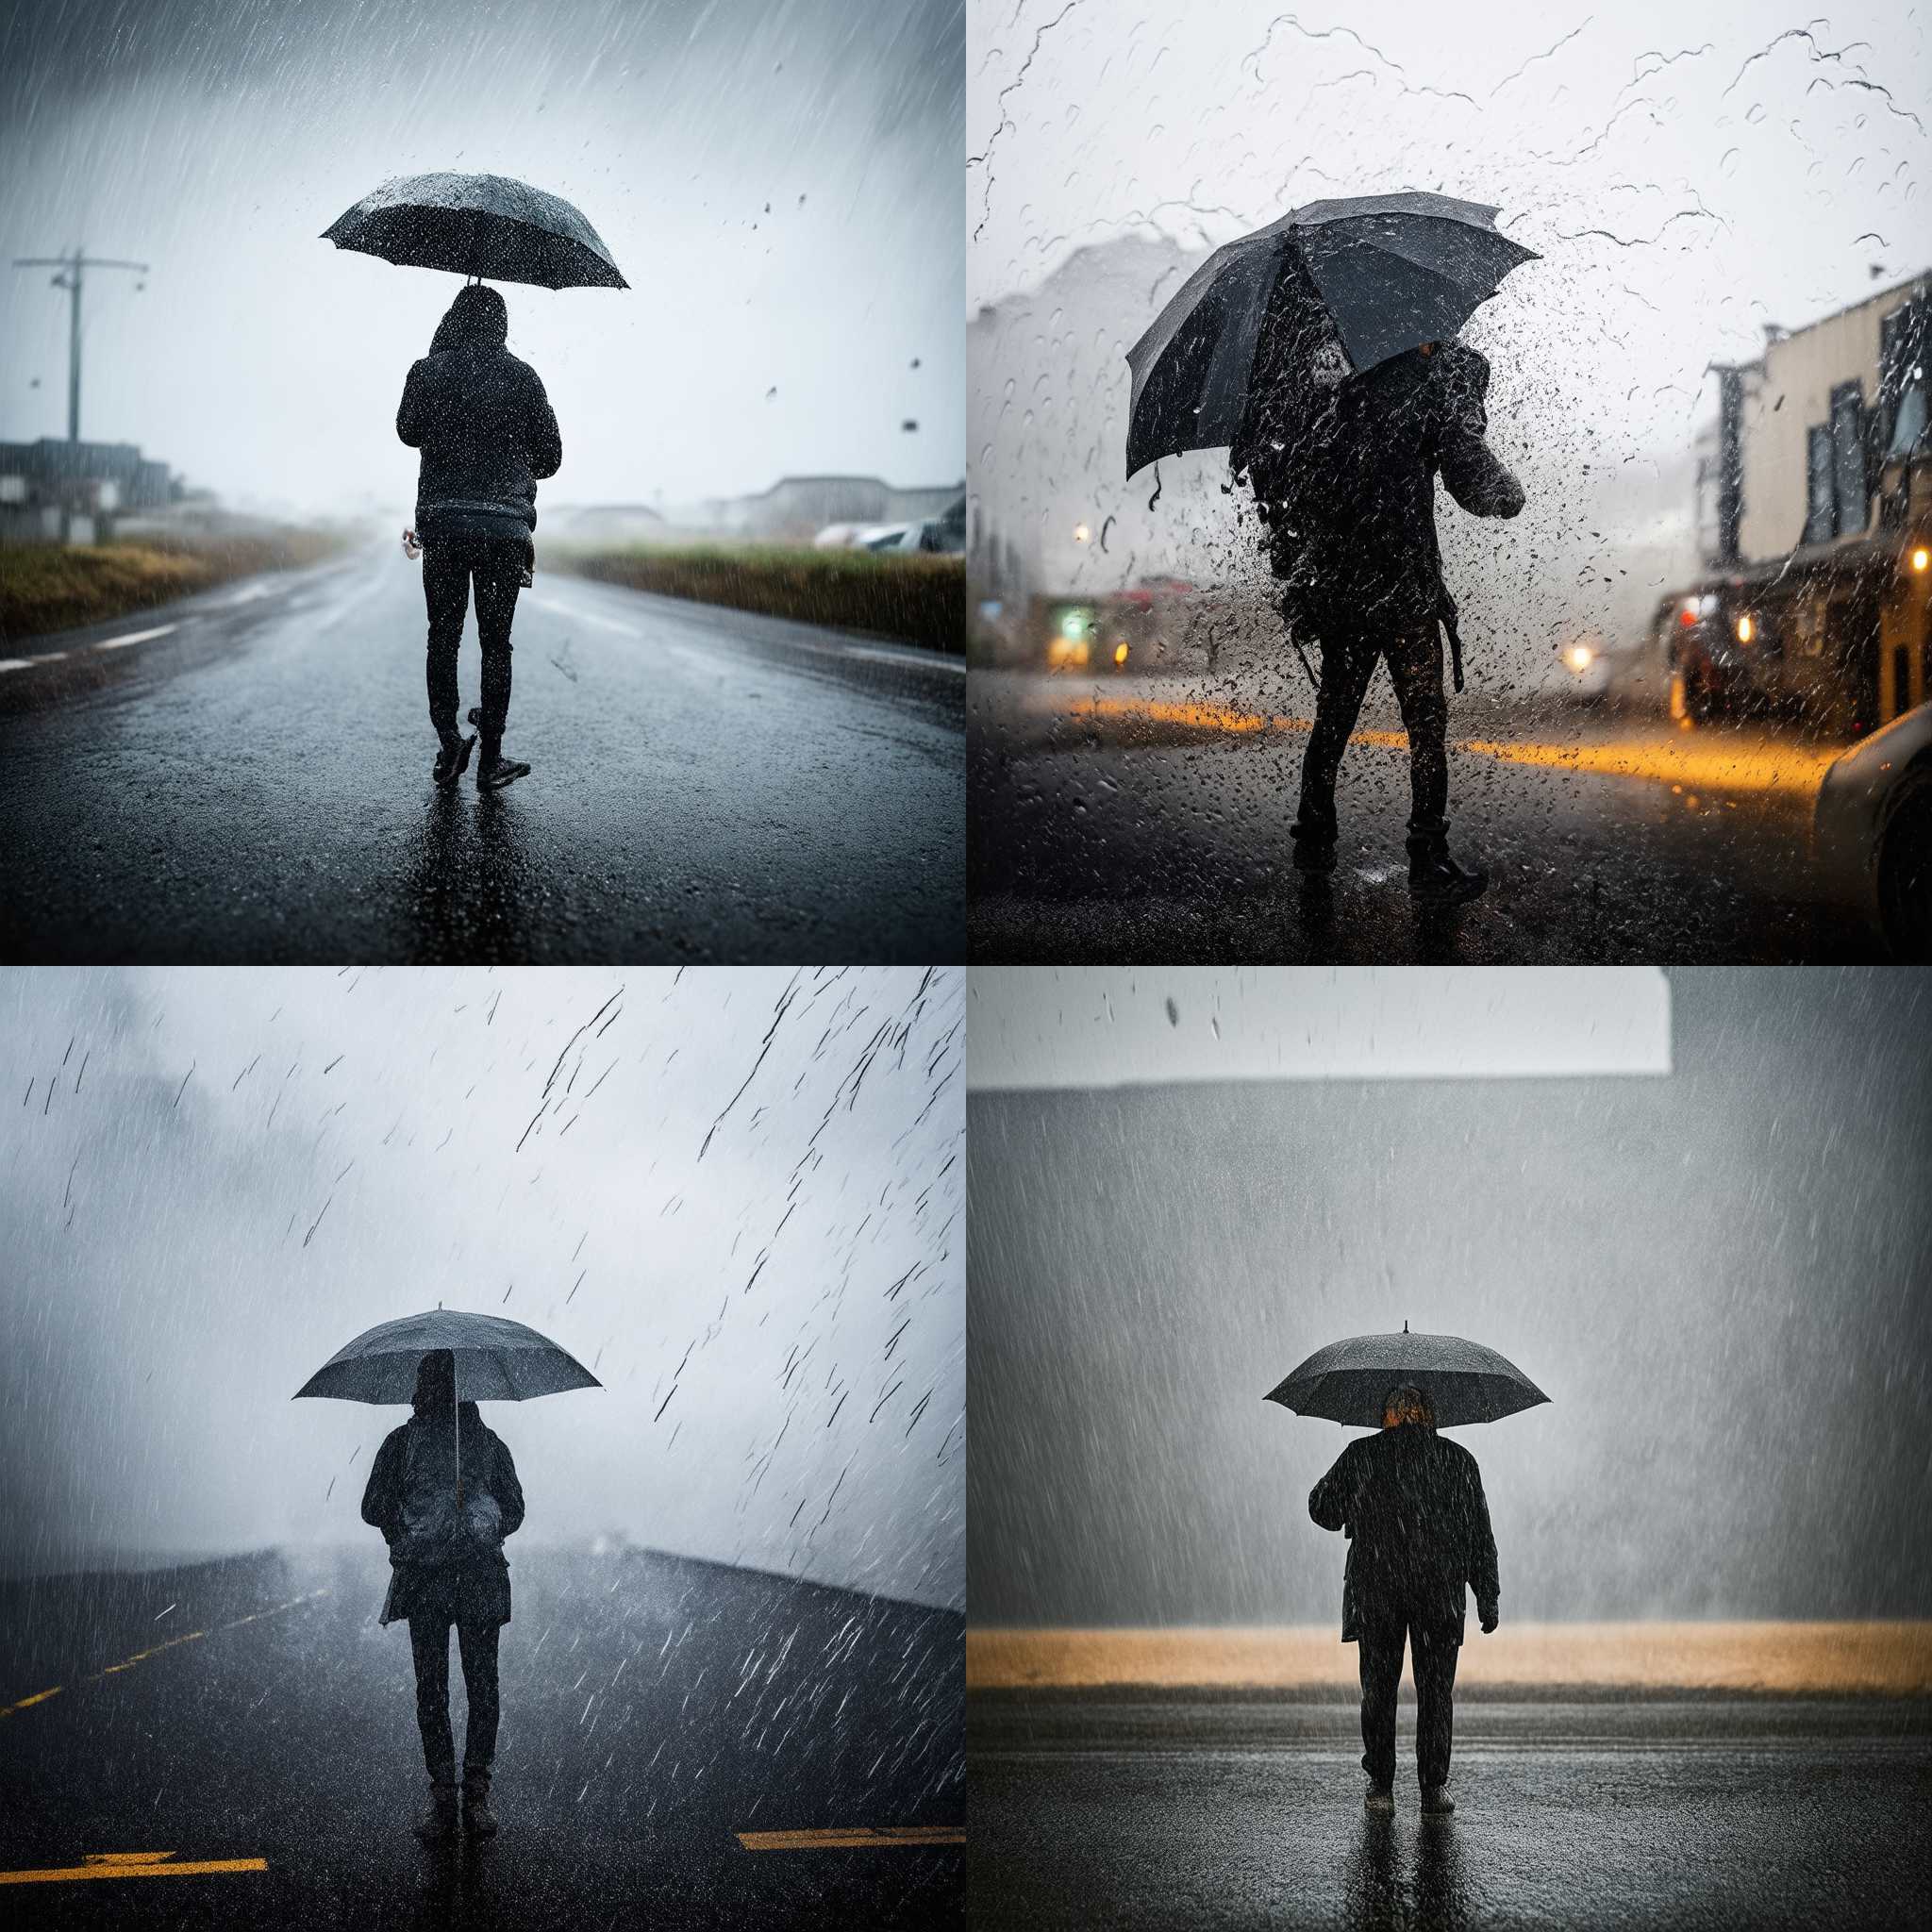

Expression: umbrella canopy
xmin=1265 ymin=1324 xmax=1549 ymax=1429
xmin=1125 ymin=191 xmax=1536 ymax=477
xmin=295 ymin=1308 xmax=599 ymax=1507
xmin=292 ymin=1308 xmax=602 ymax=1406
xmin=322 ymin=172 xmax=628 ymax=290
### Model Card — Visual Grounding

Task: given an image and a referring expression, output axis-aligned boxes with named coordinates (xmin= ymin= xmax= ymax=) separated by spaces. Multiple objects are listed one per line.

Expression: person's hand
xmin=1479 ymin=1607 xmax=1499 ymax=1635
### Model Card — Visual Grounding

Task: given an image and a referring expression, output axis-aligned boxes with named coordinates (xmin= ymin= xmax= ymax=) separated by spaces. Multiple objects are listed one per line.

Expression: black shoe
xmin=1291 ymin=835 xmax=1337 ymax=875
xmin=477 ymin=753 xmax=531 ymax=791
xmin=1421 ymin=1784 xmax=1456 ymax=1815
xmin=462 ymin=1774 xmax=498 ymax=1838
xmin=414 ymin=1783 xmax=459 ymax=1842
xmin=1408 ymin=850 xmax=1487 ymax=905
xmin=469 ymin=708 xmax=530 ymax=791
xmin=1364 ymin=1782 xmax=1394 ymax=1815
xmin=433 ymin=732 xmax=476 ymax=789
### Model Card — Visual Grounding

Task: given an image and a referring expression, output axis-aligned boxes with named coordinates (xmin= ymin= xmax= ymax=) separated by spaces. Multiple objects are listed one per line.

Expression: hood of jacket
xmin=429 ymin=284 xmax=509 ymax=357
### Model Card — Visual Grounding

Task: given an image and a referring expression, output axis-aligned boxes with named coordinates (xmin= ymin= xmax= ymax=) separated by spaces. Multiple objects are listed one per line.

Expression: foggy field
xmin=554 ymin=546 xmax=966 ymax=656
xmin=0 ymin=529 xmax=349 ymax=641
xmin=967 ymin=1624 xmax=1932 ymax=1694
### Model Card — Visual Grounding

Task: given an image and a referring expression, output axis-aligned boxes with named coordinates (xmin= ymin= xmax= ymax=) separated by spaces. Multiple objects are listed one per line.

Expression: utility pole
xmin=11 ymin=247 xmax=149 ymax=442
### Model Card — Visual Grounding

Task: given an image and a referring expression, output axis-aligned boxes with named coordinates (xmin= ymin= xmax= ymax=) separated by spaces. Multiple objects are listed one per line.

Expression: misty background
xmin=967 ymin=966 xmax=1932 ymax=1624
xmin=967 ymin=1 xmax=1929 ymax=674
xmin=0 ymin=966 xmax=964 ymax=1609
xmin=0 ymin=0 xmax=964 ymax=517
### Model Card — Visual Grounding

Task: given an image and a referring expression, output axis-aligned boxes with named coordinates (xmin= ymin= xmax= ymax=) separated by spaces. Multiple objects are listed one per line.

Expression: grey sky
xmin=967 ymin=967 xmax=1932 ymax=1624
xmin=0 ymin=967 xmax=964 ymax=1609
xmin=968 ymin=967 xmax=1671 ymax=1088
xmin=966 ymin=2 xmax=1928 ymax=660
xmin=1 ymin=0 xmax=964 ymax=517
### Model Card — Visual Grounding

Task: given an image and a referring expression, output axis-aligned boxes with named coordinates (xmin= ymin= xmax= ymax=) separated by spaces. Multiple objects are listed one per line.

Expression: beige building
xmin=1732 ymin=272 xmax=1929 ymax=565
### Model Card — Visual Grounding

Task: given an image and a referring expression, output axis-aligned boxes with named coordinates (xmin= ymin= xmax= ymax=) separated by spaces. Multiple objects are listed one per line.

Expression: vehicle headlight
xmin=1736 ymin=613 xmax=1755 ymax=643
xmin=1566 ymin=644 xmax=1594 ymax=673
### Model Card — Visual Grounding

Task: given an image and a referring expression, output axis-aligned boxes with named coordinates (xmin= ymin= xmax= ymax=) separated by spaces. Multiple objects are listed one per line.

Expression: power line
xmin=11 ymin=247 xmax=150 ymax=442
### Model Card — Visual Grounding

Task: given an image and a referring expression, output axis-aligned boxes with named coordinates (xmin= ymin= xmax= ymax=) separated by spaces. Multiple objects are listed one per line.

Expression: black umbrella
xmin=1265 ymin=1322 xmax=1549 ymax=1428
xmin=1125 ymin=191 xmax=1536 ymax=477
xmin=322 ymin=172 xmax=628 ymax=290
xmin=294 ymin=1307 xmax=601 ymax=1503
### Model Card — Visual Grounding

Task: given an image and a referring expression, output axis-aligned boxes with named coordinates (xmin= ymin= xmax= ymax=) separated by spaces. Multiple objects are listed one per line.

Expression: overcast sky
xmin=0 ymin=967 xmax=964 ymax=1609
xmin=967 ymin=967 xmax=1932 ymax=1624
xmin=0 ymin=0 xmax=964 ymax=517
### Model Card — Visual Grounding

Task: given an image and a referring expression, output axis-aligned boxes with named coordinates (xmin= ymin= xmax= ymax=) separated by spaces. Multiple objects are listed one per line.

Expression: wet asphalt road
xmin=968 ymin=671 xmax=1886 ymax=962
xmin=968 ymin=1692 xmax=1931 ymax=1930
xmin=0 ymin=551 xmax=963 ymax=963
xmin=0 ymin=1548 xmax=962 ymax=1929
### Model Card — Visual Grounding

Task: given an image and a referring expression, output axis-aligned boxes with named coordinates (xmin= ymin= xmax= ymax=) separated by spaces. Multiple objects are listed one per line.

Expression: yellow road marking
xmin=737 ymin=1826 xmax=964 ymax=1851
xmin=0 ymin=1590 xmax=328 ymax=1721
xmin=0 ymin=1852 xmax=268 ymax=1885
xmin=1067 ymin=693 xmax=1839 ymax=798
xmin=0 ymin=1687 xmax=63 ymax=1718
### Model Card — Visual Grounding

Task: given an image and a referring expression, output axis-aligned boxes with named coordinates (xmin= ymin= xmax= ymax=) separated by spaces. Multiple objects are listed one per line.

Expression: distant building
xmin=1710 ymin=271 xmax=1930 ymax=567
xmin=540 ymin=502 xmax=667 ymax=548
xmin=0 ymin=438 xmax=177 ymax=544
xmin=681 ymin=475 xmax=964 ymax=543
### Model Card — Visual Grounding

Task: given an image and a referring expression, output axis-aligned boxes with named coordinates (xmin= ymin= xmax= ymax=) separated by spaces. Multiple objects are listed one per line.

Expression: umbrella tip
xmin=1404 ymin=1320 xmax=1409 ymax=1333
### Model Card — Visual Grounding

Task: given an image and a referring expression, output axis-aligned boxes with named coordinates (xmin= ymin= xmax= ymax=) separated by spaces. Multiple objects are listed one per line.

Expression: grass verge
xmin=0 ymin=529 xmax=348 ymax=643
xmin=549 ymin=544 xmax=965 ymax=656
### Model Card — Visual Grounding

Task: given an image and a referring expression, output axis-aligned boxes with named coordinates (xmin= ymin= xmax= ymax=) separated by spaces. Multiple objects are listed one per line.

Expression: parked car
xmin=1814 ymin=698 xmax=1932 ymax=958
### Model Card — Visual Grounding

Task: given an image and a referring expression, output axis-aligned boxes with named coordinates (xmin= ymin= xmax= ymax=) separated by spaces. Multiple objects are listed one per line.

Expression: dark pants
xmin=1293 ymin=617 xmax=1449 ymax=847
xmin=1357 ymin=1613 xmax=1459 ymax=1788
xmin=408 ymin=1612 xmax=500 ymax=1788
xmin=423 ymin=537 xmax=524 ymax=757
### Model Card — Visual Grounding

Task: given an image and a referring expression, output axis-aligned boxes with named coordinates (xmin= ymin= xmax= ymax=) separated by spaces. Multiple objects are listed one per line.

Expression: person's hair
xmin=1382 ymin=1384 xmax=1435 ymax=1429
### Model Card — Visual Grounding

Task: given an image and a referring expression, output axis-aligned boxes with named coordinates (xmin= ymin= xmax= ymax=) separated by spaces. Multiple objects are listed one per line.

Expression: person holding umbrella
xmin=1126 ymin=192 xmax=1535 ymax=904
xmin=323 ymin=172 xmax=628 ymax=792
xmin=1268 ymin=1324 xmax=1546 ymax=1816
xmin=297 ymin=1307 xmax=601 ymax=1842
xmin=358 ymin=1349 xmax=524 ymax=1841
xmin=396 ymin=282 xmax=560 ymax=792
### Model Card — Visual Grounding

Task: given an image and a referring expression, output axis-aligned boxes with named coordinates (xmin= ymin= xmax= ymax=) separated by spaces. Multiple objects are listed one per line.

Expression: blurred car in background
xmin=1541 ymin=632 xmax=1616 ymax=704
xmin=1814 ymin=698 xmax=1932 ymax=959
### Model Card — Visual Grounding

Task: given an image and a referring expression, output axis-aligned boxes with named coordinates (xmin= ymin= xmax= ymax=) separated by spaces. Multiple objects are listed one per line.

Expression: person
xmin=1307 ymin=1384 xmax=1499 ymax=1816
xmin=1232 ymin=255 xmax=1524 ymax=903
xmin=397 ymin=283 xmax=562 ymax=792
xmin=360 ymin=1349 xmax=525 ymax=1841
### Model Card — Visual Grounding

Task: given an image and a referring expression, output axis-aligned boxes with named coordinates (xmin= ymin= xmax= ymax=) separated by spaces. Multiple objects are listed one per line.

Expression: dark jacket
xmin=360 ymin=1403 xmax=525 ymax=1627
xmin=396 ymin=285 xmax=562 ymax=550
xmin=1235 ymin=328 xmax=1524 ymax=640
xmin=1308 ymin=1425 xmax=1499 ymax=1643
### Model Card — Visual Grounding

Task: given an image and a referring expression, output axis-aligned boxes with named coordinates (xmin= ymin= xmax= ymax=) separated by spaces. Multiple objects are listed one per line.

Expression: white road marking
xmin=225 ymin=583 xmax=273 ymax=606
xmin=537 ymin=589 xmax=961 ymax=673
xmin=93 ymin=625 xmax=178 ymax=652
xmin=0 ymin=656 xmax=60 ymax=672
xmin=527 ymin=595 xmax=640 ymax=637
